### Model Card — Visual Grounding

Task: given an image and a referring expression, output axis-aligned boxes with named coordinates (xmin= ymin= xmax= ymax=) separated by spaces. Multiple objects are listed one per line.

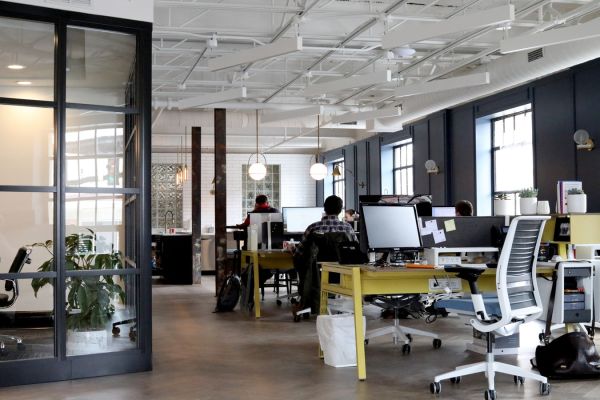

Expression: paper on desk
xmin=433 ymin=229 xmax=446 ymax=244
xmin=444 ymin=219 xmax=456 ymax=232
xmin=421 ymin=220 xmax=438 ymax=236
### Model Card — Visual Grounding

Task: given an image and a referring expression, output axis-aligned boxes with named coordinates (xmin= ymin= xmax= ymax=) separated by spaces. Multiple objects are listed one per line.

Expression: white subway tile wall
xmin=152 ymin=153 xmax=317 ymax=233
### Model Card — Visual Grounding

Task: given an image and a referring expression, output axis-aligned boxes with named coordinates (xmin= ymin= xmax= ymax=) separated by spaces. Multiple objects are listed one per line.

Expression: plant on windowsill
xmin=566 ymin=188 xmax=587 ymax=214
xmin=493 ymin=193 xmax=512 ymax=216
xmin=519 ymin=187 xmax=538 ymax=215
xmin=30 ymin=229 xmax=124 ymax=354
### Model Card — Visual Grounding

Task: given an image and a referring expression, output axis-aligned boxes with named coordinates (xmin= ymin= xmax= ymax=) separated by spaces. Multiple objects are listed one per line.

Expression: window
xmin=492 ymin=109 xmax=534 ymax=215
xmin=393 ymin=139 xmax=413 ymax=195
xmin=241 ymin=164 xmax=280 ymax=220
xmin=332 ymin=161 xmax=345 ymax=205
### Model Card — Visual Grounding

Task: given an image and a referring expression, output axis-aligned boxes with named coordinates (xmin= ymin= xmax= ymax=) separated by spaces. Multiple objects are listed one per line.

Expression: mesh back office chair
xmin=430 ymin=216 xmax=551 ymax=399
xmin=1 ymin=247 xmax=32 ymax=354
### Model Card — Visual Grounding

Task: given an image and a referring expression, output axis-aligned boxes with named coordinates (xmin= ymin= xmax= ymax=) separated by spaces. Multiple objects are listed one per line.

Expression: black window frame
xmin=392 ymin=139 xmax=413 ymax=195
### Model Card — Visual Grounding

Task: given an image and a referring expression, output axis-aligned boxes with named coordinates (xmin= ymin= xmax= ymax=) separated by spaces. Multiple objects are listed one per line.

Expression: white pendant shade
xmin=310 ymin=162 xmax=328 ymax=180
xmin=248 ymin=162 xmax=267 ymax=180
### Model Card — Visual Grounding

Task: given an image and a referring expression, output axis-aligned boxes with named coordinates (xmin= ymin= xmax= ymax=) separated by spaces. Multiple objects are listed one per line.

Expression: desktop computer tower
xmin=261 ymin=221 xmax=284 ymax=250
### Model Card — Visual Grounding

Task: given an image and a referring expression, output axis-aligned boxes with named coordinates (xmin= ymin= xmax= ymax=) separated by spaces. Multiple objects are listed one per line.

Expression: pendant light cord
xmin=316 ymin=114 xmax=320 ymax=161
xmin=255 ymin=109 xmax=259 ymax=163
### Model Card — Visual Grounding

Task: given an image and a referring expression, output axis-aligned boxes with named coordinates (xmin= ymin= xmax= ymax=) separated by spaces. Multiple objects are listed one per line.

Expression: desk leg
xmin=351 ymin=268 xmax=366 ymax=381
xmin=253 ymin=253 xmax=261 ymax=319
xmin=318 ymin=268 xmax=330 ymax=359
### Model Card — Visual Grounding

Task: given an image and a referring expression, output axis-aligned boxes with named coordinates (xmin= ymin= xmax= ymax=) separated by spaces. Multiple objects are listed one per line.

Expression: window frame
xmin=332 ymin=160 xmax=345 ymax=205
xmin=392 ymin=139 xmax=413 ymax=196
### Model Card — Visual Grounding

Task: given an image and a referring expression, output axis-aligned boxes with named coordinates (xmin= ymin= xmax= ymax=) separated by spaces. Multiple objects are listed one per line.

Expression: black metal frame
xmin=490 ymin=108 xmax=534 ymax=214
xmin=0 ymin=1 xmax=152 ymax=386
xmin=392 ymin=139 xmax=413 ymax=195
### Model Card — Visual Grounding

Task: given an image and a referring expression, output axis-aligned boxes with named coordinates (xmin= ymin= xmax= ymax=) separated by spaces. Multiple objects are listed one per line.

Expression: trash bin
xmin=316 ymin=314 xmax=365 ymax=367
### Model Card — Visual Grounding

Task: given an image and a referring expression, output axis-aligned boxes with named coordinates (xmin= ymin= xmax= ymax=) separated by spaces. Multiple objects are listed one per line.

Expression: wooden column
xmin=191 ymin=126 xmax=202 ymax=283
xmin=214 ymin=109 xmax=227 ymax=292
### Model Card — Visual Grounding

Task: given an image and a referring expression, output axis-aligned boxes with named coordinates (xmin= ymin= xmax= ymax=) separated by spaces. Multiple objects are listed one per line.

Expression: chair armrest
xmin=444 ymin=265 xmax=486 ymax=294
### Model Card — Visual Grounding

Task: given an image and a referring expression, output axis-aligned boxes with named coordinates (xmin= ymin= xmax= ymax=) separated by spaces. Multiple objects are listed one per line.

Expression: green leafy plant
xmin=31 ymin=229 xmax=125 ymax=331
xmin=519 ymin=187 xmax=538 ymax=198
xmin=567 ymin=188 xmax=585 ymax=195
xmin=494 ymin=193 xmax=510 ymax=200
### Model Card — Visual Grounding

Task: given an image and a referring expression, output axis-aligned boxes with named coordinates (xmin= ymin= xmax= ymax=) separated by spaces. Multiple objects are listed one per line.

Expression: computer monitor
xmin=249 ymin=212 xmax=283 ymax=249
xmin=432 ymin=206 xmax=456 ymax=217
xmin=360 ymin=204 xmax=422 ymax=252
xmin=282 ymin=207 xmax=323 ymax=234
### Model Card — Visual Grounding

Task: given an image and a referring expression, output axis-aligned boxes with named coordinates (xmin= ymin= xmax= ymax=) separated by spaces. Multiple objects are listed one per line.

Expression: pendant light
xmin=309 ymin=114 xmax=327 ymax=180
xmin=182 ymin=127 xmax=189 ymax=182
xmin=248 ymin=109 xmax=267 ymax=180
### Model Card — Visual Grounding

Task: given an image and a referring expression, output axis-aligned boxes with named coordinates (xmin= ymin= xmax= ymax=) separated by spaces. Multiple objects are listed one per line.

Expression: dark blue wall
xmin=319 ymin=57 xmax=600 ymax=213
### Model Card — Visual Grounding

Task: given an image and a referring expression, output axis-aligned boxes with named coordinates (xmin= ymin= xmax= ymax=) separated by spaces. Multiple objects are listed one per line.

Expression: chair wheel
xmin=112 ymin=326 xmax=121 ymax=336
xmin=276 ymin=300 xmax=282 ymax=306
xmin=514 ymin=375 xmax=524 ymax=385
xmin=450 ymin=376 xmax=461 ymax=384
xmin=290 ymin=298 xmax=297 ymax=305
xmin=539 ymin=332 xmax=545 ymax=342
xmin=17 ymin=343 xmax=26 ymax=351
xmin=0 ymin=347 xmax=6 ymax=356
xmin=540 ymin=382 xmax=551 ymax=396
xmin=433 ymin=338 xmax=442 ymax=349
xmin=402 ymin=343 xmax=411 ymax=354
xmin=129 ymin=329 xmax=137 ymax=341
xmin=484 ymin=389 xmax=496 ymax=400
xmin=364 ymin=339 xmax=369 ymax=345
xmin=293 ymin=315 xmax=301 ymax=322
xmin=430 ymin=382 xmax=441 ymax=394
xmin=406 ymin=334 xmax=412 ymax=342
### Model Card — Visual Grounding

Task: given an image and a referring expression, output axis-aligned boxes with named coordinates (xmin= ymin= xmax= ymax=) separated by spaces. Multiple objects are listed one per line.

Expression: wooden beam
xmin=191 ymin=126 xmax=202 ymax=284
xmin=214 ymin=109 xmax=227 ymax=293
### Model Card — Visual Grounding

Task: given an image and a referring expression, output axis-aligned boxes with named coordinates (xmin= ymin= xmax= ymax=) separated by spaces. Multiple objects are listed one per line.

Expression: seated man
xmin=291 ymin=195 xmax=357 ymax=313
xmin=237 ymin=194 xmax=279 ymax=229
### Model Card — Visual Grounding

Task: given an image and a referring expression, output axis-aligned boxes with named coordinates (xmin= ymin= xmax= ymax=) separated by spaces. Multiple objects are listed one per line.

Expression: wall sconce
xmin=574 ymin=129 xmax=594 ymax=151
xmin=425 ymin=159 xmax=439 ymax=174
xmin=332 ymin=165 xmax=366 ymax=188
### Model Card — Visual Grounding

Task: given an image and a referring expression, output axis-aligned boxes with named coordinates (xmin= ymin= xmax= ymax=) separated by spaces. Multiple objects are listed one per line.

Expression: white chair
xmin=430 ymin=216 xmax=551 ymax=400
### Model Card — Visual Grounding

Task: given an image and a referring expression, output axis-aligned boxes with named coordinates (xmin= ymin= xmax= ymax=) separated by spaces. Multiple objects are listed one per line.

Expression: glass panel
xmin=0 ymin=278 xmax=55 ymax=361
xmin=65 ymin=193 xmax=124 ymax=253
xmin=393 ymin=147 xmax=400 ymax=167
xmin=0 ymin=192 xmax=54 ymax=272
xmin=66 ymin=110 xmax=125 ymax=188
xmin=66 ymin=273 xmax=137 ymax=356
xmin=407 ymin=167 xmax=413 ymax=195
xmin=0 ymin=17 xmax=54 ymax=101
xmin=66 ymin=26 xmax=136 ymax=107
xmin=0 ymin=105 xmax=54 ymax=186
xmin=406 ymin=144 xmax=413 ymax=167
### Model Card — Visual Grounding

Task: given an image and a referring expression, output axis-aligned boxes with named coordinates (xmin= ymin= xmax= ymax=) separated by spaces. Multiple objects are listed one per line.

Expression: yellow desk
xmin=319 ymin=263 xmax=554 ymax=381
xmin=241 ymin=250 xmax=294 ymax=319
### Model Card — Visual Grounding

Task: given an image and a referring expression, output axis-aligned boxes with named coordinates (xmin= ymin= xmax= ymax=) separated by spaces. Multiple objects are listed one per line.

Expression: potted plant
xmin=31 ymin=229 xmax=124 ymax=355
xmin=493 ymin=193 xmax=512 ymax=216
xmin=567 ymin=188 xmax=587 ymax=214
xmin=519 ymin=187 xmax=538 ymax=215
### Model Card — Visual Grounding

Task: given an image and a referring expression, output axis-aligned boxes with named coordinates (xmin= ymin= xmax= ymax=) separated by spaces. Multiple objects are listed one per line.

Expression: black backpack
xmin=214 ymin=274 xmax=241 ymax=312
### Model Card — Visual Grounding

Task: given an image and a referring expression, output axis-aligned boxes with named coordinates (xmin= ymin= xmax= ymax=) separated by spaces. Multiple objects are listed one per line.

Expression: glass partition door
xmin=0 ymin=3 xmax=151 ymax=386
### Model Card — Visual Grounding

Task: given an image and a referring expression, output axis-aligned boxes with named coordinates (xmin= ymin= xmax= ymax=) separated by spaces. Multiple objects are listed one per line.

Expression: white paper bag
xmin=316 ymin=314 xmax=365 ymax=368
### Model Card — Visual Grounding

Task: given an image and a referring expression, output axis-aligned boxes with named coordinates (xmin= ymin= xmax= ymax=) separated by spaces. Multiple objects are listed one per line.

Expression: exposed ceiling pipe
xmin=262 ymin=0 xmax=409 ymax=103
xmin=150 ymin=99 xmax=362 ymax=111
xmin=383 ymin=36 xmax=600 ymax=128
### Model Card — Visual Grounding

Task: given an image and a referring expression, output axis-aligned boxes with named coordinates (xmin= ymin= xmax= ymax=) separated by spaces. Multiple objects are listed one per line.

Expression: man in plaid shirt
xmin=293 ymin=195 xmax=357 ymax=257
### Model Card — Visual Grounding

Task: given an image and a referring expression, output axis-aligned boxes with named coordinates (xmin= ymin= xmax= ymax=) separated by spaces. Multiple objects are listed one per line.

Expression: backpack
xmin=214 ymin=274 xmax=241 ymax=312
xmin=534 ymin=331 xmax=600 ymax=379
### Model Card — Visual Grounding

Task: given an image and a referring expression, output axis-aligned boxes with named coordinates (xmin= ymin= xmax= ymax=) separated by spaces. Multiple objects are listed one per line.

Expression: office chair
xmin=365 ymin=294 xmax=441 ymax=354
xmin=292 ymin=231 xmax=352 ymax=321
xmin=1 ymin=247 xmax=32 ymax=354
xmin=430 ymin=216 xmax=551 ymax=399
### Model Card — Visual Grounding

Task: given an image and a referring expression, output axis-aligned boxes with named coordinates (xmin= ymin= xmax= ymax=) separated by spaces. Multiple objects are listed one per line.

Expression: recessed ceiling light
xmin=7 ymin=64 xmax=25 ymax=70
xmin=16 ymin=81 xmax=32 ymax=86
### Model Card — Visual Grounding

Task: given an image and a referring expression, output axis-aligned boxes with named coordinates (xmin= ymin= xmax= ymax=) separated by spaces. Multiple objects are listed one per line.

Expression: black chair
xmin=292 ymin=231 xmax=353 ymax=321
xmin=1 ymin=247 xmax=32 ymax=354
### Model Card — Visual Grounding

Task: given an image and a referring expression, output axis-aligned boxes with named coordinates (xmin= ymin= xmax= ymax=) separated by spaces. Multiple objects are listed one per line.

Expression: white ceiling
xmin=151 ymin=0 xmax=600 ymax=154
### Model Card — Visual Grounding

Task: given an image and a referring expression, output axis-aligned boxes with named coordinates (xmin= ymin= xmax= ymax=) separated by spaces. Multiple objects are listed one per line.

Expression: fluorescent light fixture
xmin=7 ymin=64 xmax=25 ymax=70
xmin=394 ymin=72 xmax=490 ymax=98
xmin=207 ymin=37 xmax=303 ymax=72
xmin=16 ymin=80 xmax=32 ymax=86
xmin=500 ymin=17 xmax=600 ymax=54
xmin=382 ymin=4 xmax=515 ymax=49
xmin=261 ymin=105 xmax=324 ymax=124
xmin=331 ymin=106 xmax=401 ymax=124
xmin=177 ymin=87 xmax=247 ymax=109
xmin=303 ymin=70 xmax=391 ymax=97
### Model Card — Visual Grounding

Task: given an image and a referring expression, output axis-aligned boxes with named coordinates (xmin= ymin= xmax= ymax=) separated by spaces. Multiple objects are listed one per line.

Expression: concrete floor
xmin=1 ymin=278 xmax=600 ymax=399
